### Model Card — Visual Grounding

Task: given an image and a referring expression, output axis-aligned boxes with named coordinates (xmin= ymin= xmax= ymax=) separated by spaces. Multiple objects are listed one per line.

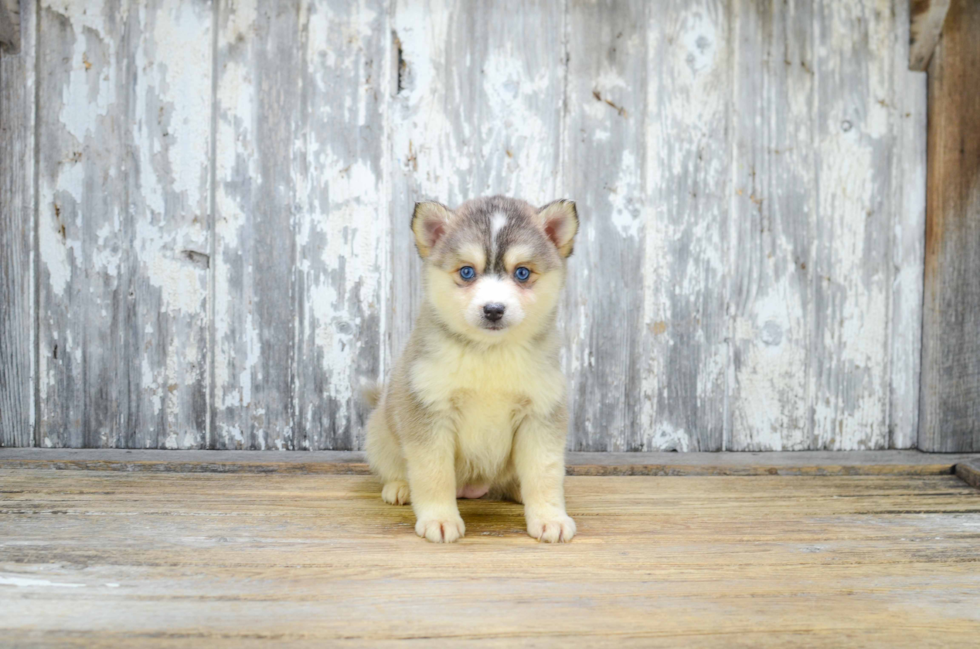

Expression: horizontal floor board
xmin=0 ymin=470 xmax=979 ymax=646
xmin=2 ymin=449 xmax=980 ymax=479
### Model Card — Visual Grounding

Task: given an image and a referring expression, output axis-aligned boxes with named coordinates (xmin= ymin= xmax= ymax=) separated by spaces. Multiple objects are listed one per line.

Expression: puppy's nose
xmin=483 ymin=303 xmax=505 ymax=322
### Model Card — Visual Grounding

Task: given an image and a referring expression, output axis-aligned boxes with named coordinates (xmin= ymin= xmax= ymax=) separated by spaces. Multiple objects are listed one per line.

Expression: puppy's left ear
xmin=411 ymin=201 xmax=454 ymax=258
xmin=538 ymin=199 xmax=579 ymax=258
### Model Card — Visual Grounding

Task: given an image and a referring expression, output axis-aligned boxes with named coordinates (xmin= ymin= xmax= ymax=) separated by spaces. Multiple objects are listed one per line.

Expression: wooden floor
xmin=2 ymin=467 xmax=980 ymax=647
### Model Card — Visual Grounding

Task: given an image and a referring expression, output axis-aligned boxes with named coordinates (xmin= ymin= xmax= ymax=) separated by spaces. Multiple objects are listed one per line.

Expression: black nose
xmin=483 ymin=303 xmax=505 ymax=322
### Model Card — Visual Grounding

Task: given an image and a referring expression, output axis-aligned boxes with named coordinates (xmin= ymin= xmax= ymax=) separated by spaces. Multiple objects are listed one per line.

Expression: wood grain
xmin=212 ymin=0 xmax=388 ymax=450
xmin=809 ymin=0 xmax=900 ymax=450
xmin=1 ymin=470 xmax=979 ymax=646
xmin=729 ymin=0 xmax=813 ymax=451
xmin=36 ymin=0 xmax=212 ymax=448
xmin=562 ymin=0 xmax=649 ymax=451
xmin=0 ymin=0 xmax=35 ymax=447
xmin=637 ymin=0 xmax=731 ymax=452
xmin=211 ymin=0 xmax=298 ymax=450
xmin=919 ymin=0 xmax=980 ymax=452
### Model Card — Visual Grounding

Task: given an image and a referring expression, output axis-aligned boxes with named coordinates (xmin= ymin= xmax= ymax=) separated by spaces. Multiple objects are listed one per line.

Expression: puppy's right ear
xmin=411 ymin=201 xmax=454 ymax=258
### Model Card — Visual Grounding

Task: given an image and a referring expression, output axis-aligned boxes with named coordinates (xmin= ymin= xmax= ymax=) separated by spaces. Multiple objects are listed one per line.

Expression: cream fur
xmin=366 ymin=196 xmax=578 ymax=543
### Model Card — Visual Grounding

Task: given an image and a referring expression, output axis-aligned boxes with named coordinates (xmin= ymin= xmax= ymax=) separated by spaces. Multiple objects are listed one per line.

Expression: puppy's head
xmin=412 ymin=196 xmax=578 ymax=344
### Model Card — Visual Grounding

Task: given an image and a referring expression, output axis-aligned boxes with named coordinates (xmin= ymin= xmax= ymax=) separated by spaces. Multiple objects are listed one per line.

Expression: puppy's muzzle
xmin=482 ymin=303 xmax=505 ymax=323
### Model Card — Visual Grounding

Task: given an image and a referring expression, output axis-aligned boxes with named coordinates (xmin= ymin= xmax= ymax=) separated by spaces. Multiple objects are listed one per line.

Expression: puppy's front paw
xmin=382 ymin=480 xmax=410 ymax=505
xmin=415 ymin=514 xmax=466 ymax=543
xmin=526 ymin=512 xmax=576 ymax=543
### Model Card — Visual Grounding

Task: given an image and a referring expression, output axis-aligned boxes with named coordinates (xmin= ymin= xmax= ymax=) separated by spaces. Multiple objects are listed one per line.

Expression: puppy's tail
xmin=361 ymin=381 xmax=383 ymax=409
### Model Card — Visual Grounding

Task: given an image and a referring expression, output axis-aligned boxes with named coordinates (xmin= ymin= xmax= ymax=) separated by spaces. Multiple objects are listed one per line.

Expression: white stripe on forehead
xmin=490 ymin=212 xmax=508 ymax=238
xmin=490 ymin=212 xmax=508 ymax=268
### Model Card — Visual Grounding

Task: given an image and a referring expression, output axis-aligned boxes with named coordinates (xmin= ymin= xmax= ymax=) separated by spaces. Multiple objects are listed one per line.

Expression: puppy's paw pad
xmin=415 ymin=515 xmax=466 ymax=543
xmin=527 ymin=514 xmax=576 ymax=543
xmin=381 ymin=481 xmax=410 ymax=505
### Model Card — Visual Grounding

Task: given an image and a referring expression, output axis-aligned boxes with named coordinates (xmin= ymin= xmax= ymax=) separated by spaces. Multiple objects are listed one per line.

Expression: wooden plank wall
xmin=1 ymin=0 xmax=928 ymax=451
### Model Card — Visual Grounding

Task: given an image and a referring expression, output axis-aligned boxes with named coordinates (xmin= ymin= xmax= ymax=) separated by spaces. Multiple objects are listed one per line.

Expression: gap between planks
xmin=1 ymin=450 xmax=979 ymax=484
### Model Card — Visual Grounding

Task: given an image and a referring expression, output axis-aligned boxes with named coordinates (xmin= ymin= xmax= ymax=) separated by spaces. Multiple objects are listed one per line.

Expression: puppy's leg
xmin=365 ymin=407 xmax=410 ymax=505
xmin=404 ymin=423 xmax=465 ymax=543
xmin=513 ymin=410 xmax=576 ymax=543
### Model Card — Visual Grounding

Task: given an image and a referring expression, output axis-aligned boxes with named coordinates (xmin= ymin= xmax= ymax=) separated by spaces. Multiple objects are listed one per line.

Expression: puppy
xmin=365 ymin=196 xmax=579 ymax=543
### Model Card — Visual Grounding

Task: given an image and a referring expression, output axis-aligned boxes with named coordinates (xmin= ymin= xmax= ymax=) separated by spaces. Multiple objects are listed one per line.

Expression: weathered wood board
xmin=3 ymin=448 xmax=979 ymax=477
xmin=562 ymin=0 xmax=652 ymax=451
xmin=728 ymin=0 xmax=926 ymax=451
xmin=729 ymin=0 xmax=812 ymax=451
xmin=9 ymin=0 xmax=931 ymax=451
xmin=212 ymin=0 xmax=388 ymax=450
xmin=809 ymin=0 xmax=896 ymax=450
xmin=0 ymin=0 xmax=35 ymax=447
xmin=2 ymin=470 xmax=980 ymax=646
xmin=35 ymin=0 xmax=212 ymax=448
xmin=639 ymin=0 xmax=732 ymax=452
xmin=919 ymin=0 xmax=980 ymax=453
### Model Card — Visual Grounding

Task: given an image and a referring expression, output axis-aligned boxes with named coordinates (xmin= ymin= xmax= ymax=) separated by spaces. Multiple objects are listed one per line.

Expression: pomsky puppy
xmin=365 ymin=196 xmax=579 ymax=543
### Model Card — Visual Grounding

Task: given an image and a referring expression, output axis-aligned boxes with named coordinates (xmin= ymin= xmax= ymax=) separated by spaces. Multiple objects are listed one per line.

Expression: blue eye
xmin=459 ymin=266 xmax=476 ymax=280
xmin=514 ymin=266 xmax=531 ymax=282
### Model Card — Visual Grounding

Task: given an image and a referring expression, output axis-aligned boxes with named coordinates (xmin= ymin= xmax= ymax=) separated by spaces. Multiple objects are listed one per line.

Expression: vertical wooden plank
xmin=562 ymin=0 xmax=648 ymax=451
xmin=213 ymin=0 xmax=389 ymax=450
xmin=808 ymin=0 xmax=896 ymax=450
xmin=212 ymin=0 xmax=296 ymax=449
xmin=919 ymin=0 xmax=980 ymax=452
xmin=728 ymin=0 xmax=813 ymax=451
xmin=387 ymin=0 xmax=565 ymax=368
xmin=294 ymin=0 xmax=389 ymax=450
xmin=637 ymin=0 xmax=731 ymax=451
xmin=36 ymin=0 xmax=212 ymax=447
xmin=0 ymin=0 xmax=36 ymax=447
xmin=889 ymin=0 xmax=926 ymax=449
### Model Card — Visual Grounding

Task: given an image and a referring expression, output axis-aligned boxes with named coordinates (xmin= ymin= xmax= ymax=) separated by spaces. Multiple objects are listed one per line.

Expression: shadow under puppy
xmin=366 ymin=196 xmax=579 ymax=543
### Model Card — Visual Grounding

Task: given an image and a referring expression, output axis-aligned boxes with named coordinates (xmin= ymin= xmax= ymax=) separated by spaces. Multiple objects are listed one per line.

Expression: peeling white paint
xmin=609 ymin=150 xmax=642 ymax=239
xmin=36 ymin=0 xmax=211 ymax=449
xmin=29 ymin=0 xmax=925 ymax=453
xmin=38 ymin=207 xmax=73 ymax=297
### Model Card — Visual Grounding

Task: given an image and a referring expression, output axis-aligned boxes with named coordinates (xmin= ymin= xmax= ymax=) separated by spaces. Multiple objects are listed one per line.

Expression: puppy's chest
xmin=452 ymin=395 xmax=520 ymax=458
xmin=410 ymin=345 xmax=564 ymax=419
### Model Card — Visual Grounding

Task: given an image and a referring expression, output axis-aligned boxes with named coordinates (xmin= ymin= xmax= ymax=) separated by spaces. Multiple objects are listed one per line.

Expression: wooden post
xmin=919 ymin=0 xmax=980 ymax=452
